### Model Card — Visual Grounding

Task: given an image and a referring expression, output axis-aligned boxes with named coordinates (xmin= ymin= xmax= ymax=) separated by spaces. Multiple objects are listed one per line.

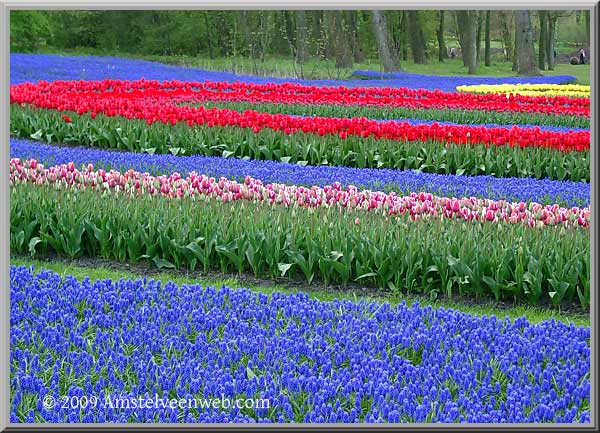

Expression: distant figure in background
xmin=579 ymin=48 xmax=586 ymax=65
xmin=449 ymin=47 xmax=457 ymax=59
xmin=554 ymin=49 xmax=557 ymax=60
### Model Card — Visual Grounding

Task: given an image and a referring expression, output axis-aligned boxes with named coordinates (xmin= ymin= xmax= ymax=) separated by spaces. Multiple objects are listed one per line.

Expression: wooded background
xmin=10 ymin=10 xmax=591 ymax=76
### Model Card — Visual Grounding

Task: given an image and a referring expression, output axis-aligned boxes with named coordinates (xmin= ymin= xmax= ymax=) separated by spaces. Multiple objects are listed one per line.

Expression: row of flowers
xmin=456 ymin=83 xmax=590 ymax=98
xmin=352 ymin=68 xmax=578 ymax=88
xmin=10 ymin=139 xmax=591 ymax=207
xmin=10 ymin=82 xmax=590 ymax=152
xmin=10 ymin=158 xmax=590 ymax=228
xmin=10 ymin=266 xmax=591 ymax=423
xmin=11 ymin=78 xmax=590 ymax=117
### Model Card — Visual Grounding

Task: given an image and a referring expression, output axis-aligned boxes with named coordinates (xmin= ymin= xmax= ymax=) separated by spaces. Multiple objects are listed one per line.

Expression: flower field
xmin=10 ymin=266 xmax=591 ymax=423
xmin=9 ymin=54 xmax=591 ymax=424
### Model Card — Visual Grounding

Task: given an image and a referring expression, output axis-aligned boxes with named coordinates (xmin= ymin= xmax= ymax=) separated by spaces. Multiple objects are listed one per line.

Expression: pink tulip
xmin=8 ymin=158 xmax=590 ymax=230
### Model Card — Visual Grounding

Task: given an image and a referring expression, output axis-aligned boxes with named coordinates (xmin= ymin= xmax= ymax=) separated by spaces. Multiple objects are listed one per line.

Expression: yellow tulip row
xmin=456 ymin=83 xmax=590 ymax=98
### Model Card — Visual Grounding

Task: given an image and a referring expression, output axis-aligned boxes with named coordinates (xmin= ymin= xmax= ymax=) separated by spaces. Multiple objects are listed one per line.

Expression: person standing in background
xmin=579 ymin=48 xmax=586 ymax=65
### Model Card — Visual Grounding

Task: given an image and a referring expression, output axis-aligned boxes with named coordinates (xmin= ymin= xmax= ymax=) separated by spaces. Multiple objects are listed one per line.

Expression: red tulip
xmin=8 ymin=79 xmax=589 ymax=153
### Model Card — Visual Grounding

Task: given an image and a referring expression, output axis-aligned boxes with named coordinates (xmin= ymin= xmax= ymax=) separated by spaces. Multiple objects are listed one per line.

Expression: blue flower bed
xmin=11 ymin=53 xmax=576 ymax=91
xmin=352 ymin=69 xmax=578 ymax=90
xmin=10 ymin=139 xmax=590 ymax=207
xmin=10 ymin=266 xmax=590 ymax=423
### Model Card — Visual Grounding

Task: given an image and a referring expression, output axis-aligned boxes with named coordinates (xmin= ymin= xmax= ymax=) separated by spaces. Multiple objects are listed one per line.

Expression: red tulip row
xmin=10 ymin=78 xmax=590 ymax=117
xmin=9 ymin=80 xmax=590 ymax=152
xmin=10 ymin=158 xmax=590 ymax=229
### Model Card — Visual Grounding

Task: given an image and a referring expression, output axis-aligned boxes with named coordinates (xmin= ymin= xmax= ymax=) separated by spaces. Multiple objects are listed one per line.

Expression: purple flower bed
xmin=10 ymin=139 xmax=590 ymax=207
xmin=352 ymin=69 xmax=578 ymax=89
xmin=10 ymin=266 xmax=591 ymax=423
xmin=11 ymin=53 xmax=576 ymax=91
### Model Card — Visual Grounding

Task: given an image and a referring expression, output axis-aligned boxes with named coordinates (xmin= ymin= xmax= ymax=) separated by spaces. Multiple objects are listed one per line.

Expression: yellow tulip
xmin=456 ymin=83 xmax=590 ymax=98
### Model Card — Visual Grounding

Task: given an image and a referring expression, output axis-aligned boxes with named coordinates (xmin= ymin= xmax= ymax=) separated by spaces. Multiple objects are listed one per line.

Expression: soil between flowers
xmin=13 ymin=252 xmax=590 ymax=319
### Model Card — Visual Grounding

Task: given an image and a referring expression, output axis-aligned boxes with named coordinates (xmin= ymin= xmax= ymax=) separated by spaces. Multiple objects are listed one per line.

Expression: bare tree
xmin=514 ymin=10 xmax=540 ymax=76
xmin=456 ymin=11 xmax=478 ymax=74
xmin=371 ymin=10 xmax=402 ymax=71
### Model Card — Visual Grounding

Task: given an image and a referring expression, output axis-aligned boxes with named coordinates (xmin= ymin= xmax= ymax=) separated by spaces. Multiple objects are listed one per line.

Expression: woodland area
xmin=11 ymin=10 xmax=591 ymax=76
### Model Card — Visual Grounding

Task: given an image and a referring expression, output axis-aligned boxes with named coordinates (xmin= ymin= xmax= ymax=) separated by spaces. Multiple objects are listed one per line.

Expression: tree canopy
xmin=10 ymin=10 xmax=590 ymax=76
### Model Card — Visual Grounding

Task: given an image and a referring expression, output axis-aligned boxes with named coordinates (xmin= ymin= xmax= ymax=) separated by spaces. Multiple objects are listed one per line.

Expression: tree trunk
xmin=283 ymin=11 xmax=295 ymax=49
xmin=407 ymin=11 xmax=426 ymax=64
xmin=514 ymin=10 xmax=540 ymax=76
xmin=391 ymin=11 xmax=403 ymax=61
xmin=476 ymin=11 xmax=483 ymax=64
xmin=239 ymin=10 xmax=251 ymax=53
xmin=512 ymin=14 xmax=519 ymax=72
xmin=499 ymin=11 xmax=513 ymax=61
xmin=311 ymin=11 xmax=324 ymax=57
xmin=437 ymin=10 xmax=448 ymax=62
xmin=204 ymin=12 xmax=214 ymax=59
xmin=257 ymin=12 xmax=270 ymax=64
xmin=332 ymin=11 xmax=352 ymax=68
xmin=240 ymin=10 xmax=259 ymax=65
xmin=484 ymin=10 xmax=491 ymax=66
xmin=585 ymin=10 xmax=590 ymax=47
xmin=217 ymin=12 xmax=230 ymax=57
xmin=456 ymin=12 xmax=468 ymax=67
xmin=295 ymin=10 xmax=308 ymax=64
xmin=281 ymin=12 xmax=296 ymax=71
xmin=546 ymin=14 xmax=556 ymax=70
xmin=348 ymin=11 xmax=365 ymax=63
xmin=323 ymin=11 xmax=336 ymax=60
xmin=371 ymin=10 xmax=402 ymax=71
xmin=538 ymin=11 xmax=547 ymax=70
xmin=400 ymin=11 xmax=409 ymax=61
xmin=456 ymin=11 xmax=478 ymax=74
